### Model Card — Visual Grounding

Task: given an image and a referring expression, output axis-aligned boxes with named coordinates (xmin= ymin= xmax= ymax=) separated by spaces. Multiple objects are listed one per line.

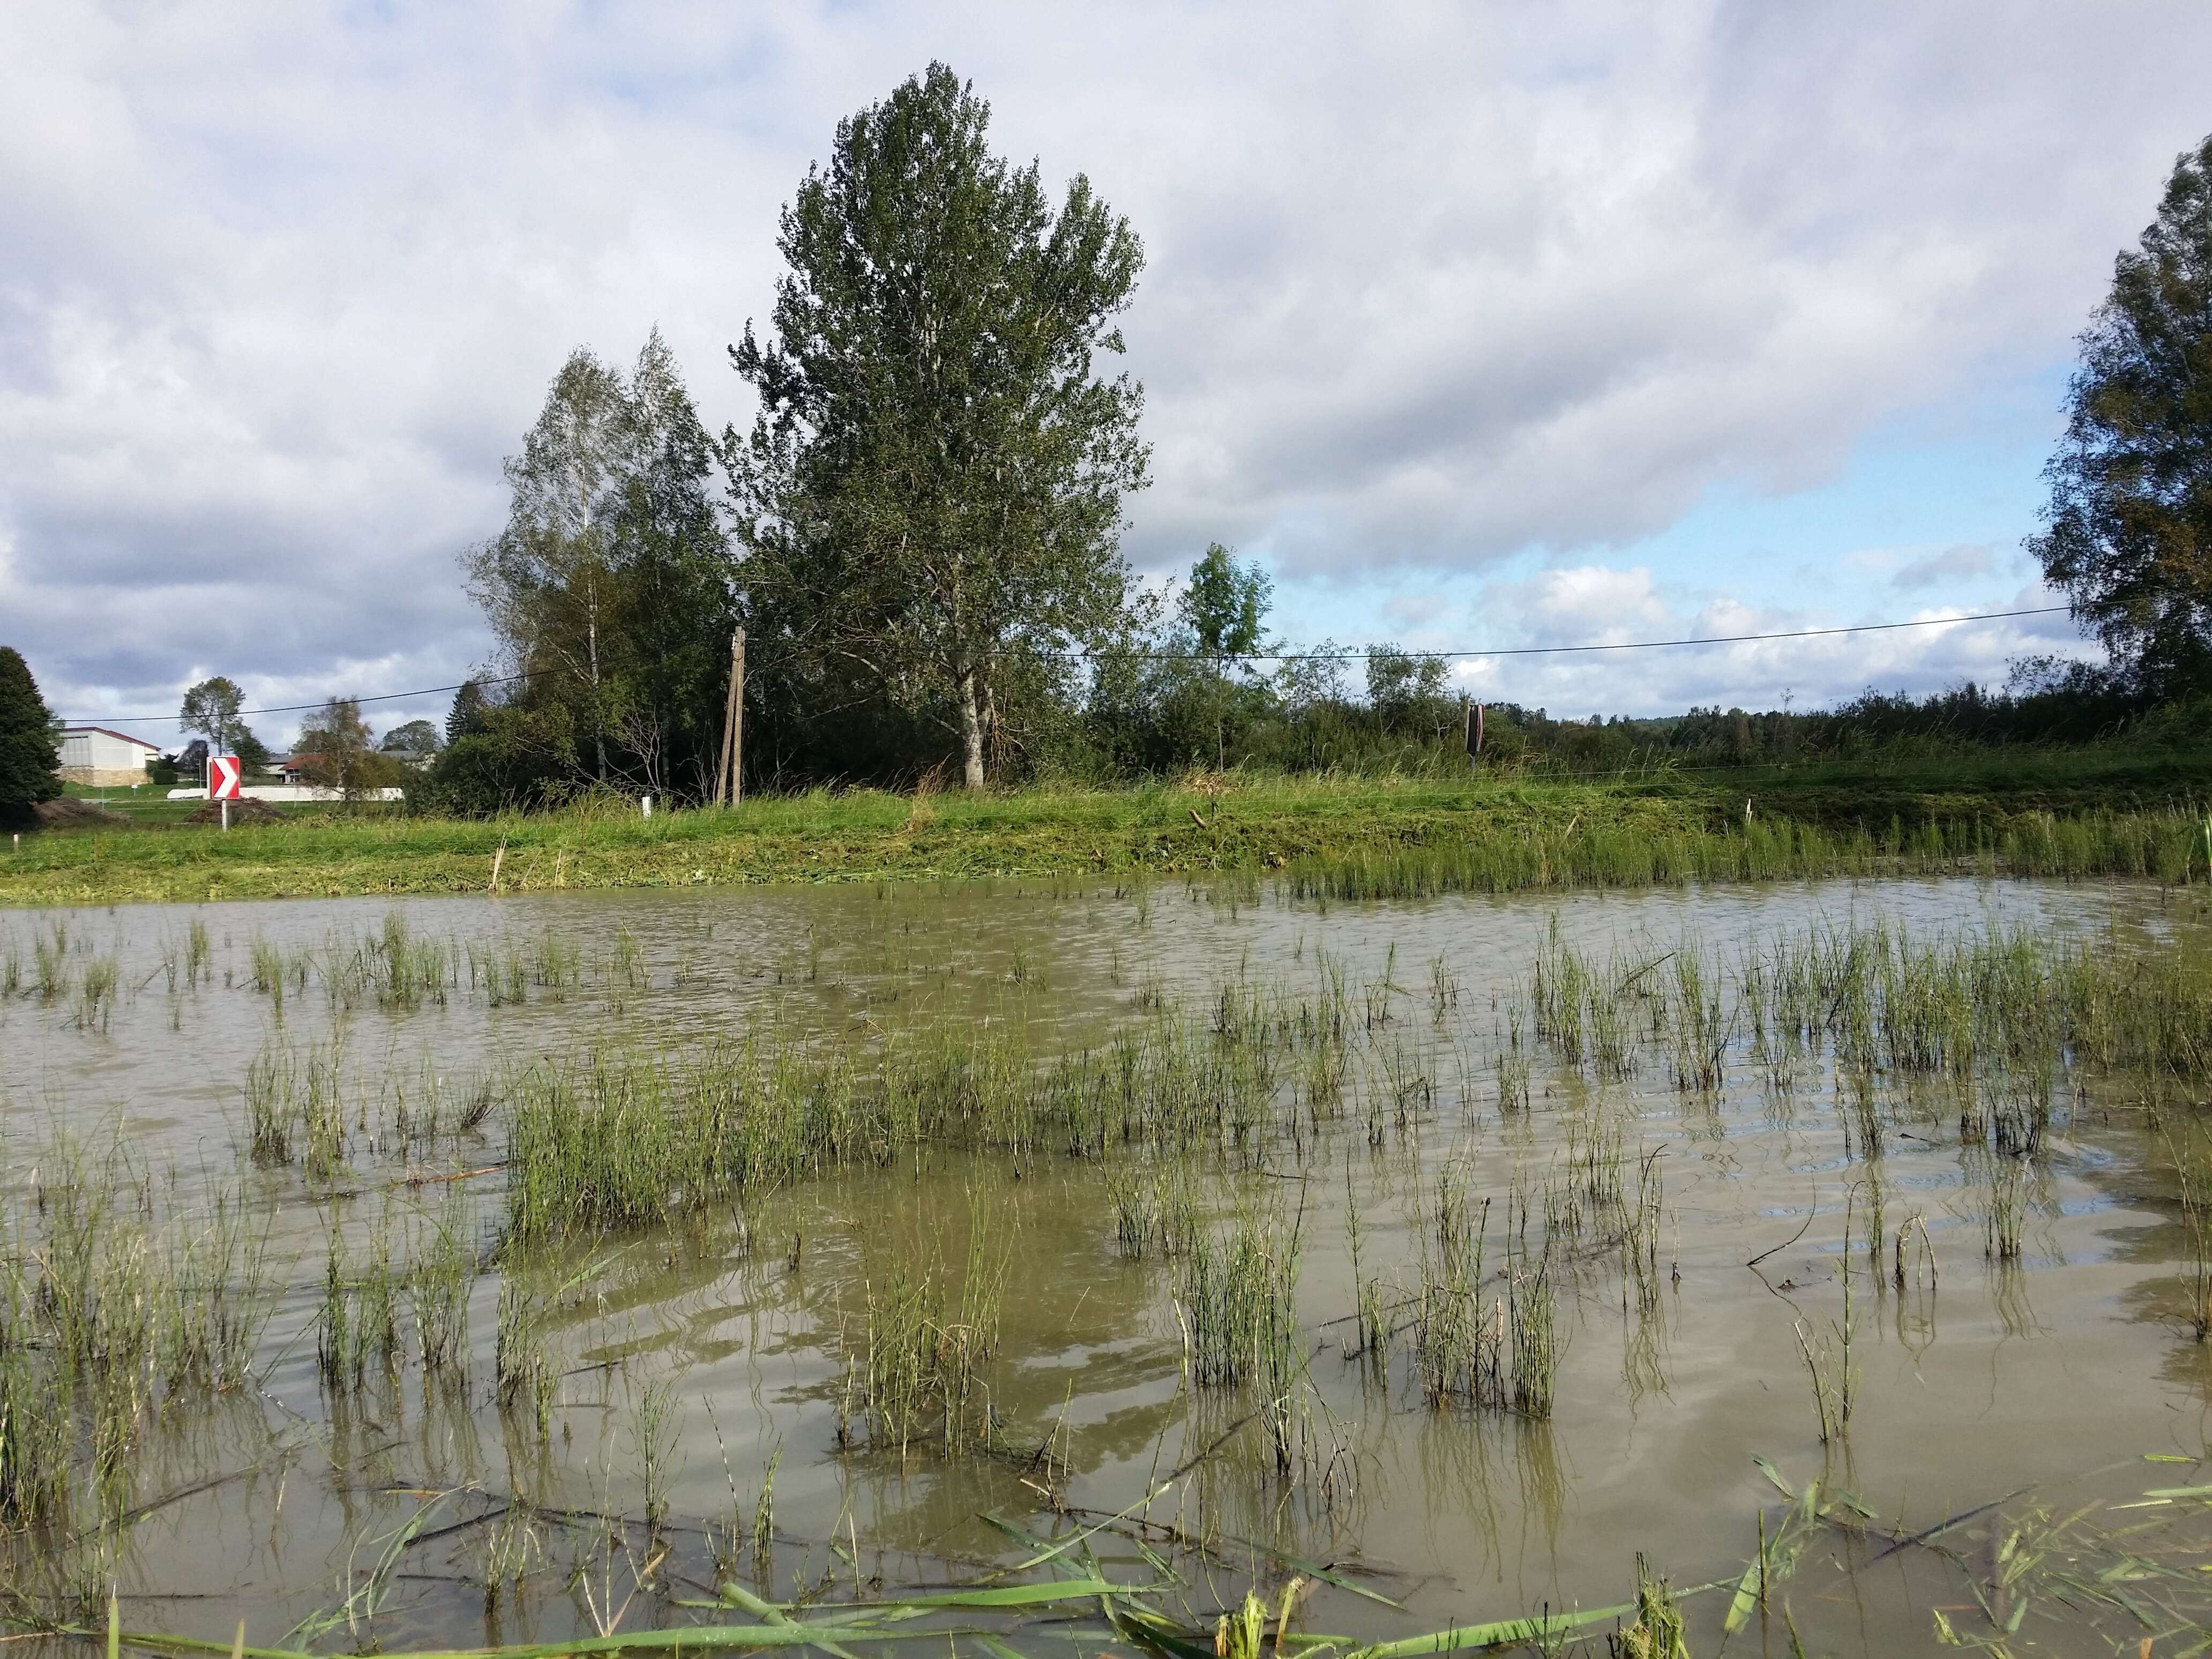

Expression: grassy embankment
xmin=7 ymin=748 xmax=2212 ymax=907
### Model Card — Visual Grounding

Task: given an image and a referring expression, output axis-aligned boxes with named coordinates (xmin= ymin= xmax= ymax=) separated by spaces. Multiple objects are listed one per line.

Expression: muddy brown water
xmin=5 ymin=875 xmax=2210 ymax=1656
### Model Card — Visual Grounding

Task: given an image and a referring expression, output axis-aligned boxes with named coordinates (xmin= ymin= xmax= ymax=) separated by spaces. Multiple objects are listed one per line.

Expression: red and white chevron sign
xmin=208 ymin=755 xmax=242 ymax=799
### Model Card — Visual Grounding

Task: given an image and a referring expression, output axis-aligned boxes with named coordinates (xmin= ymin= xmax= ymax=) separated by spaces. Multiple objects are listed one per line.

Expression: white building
xmin=58 ymin=726 xmax=161 ymax=787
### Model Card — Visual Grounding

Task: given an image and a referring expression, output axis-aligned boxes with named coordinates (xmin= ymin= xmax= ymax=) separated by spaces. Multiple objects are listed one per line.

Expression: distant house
xmin=58 ymin=726 xmax=161 ymax=787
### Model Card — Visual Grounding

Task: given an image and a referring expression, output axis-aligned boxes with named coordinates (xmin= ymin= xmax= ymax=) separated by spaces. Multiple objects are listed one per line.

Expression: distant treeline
xmin=405 ymin=70 xmax=2212 ymax=815
xmin=413 ymin=623 xmax=2188 ymax=813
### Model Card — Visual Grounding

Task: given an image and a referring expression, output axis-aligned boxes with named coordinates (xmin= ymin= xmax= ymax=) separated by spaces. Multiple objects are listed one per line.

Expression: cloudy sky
xmin=5 ymin=3 xmax=2209 ymax=745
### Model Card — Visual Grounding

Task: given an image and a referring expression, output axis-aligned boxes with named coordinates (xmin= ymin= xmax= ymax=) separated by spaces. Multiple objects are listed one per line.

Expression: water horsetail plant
xmin=317 ymin=1213 xmax=402 ymax=1394
xmin=1180 ymin=1206 xmax=1303 ymax=1392
xmin=1342 ymin=1161 xmax=1391 ymax=1369
xmin=629 ymin=1377 xmax=681 ymax=1536
xmin=1984 ymin=1156 xmax=2030 ymax=1264
xmin=1793 ymin=1243 xmax=1860 ymax=1445
xmin=494 ymin=1276 xmax=557 ymax=1438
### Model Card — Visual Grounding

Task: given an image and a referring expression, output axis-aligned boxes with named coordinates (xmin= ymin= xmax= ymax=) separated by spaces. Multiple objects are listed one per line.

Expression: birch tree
xmin=465 ymin=332 xmax=733 ymax=795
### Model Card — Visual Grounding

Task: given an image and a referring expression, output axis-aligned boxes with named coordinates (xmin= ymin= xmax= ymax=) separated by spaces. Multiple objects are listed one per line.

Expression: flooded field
xmin=6 ymin=874 xmax=2212 ymax=1656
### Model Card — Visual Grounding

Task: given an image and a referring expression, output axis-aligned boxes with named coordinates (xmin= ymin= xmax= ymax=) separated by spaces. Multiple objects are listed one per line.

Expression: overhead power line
xmin=61 ymin=672 xmax=532 ymax=726
xmin=55 ymin=604 xmax=2072 ymax=724
xmin=1118 ymin=604 xmax=2072 ymax=663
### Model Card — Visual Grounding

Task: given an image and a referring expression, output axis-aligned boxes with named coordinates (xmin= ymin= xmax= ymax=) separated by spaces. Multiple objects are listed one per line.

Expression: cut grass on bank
xmin=6 ymin=752 xmax=2212 ymax=908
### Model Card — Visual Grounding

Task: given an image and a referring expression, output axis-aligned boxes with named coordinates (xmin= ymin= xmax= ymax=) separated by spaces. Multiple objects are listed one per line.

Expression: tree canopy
xmin=2031 ymin=132 xmax=2212 ymax=696
xmin=295 ymin=698 xmax=401 ymax=802
xmin=728 ymin=62 xmax=1149 ymax=789
xmin=463 ymin=331 xmax=734 ymax=800
xmin=1182 ymin=544 xmax=1272 ymax=662
xmin=0 ymin=647 xmax=61 ymax=824
xmin=379 ymin=720 xmax=442 ymax=763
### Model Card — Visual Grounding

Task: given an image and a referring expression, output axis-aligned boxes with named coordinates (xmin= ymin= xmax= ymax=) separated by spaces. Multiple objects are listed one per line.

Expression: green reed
xmin=841 ymin=1202 xmax=1008 ymax=1459
xmin=0 ymin=1138 xmax=282 ymax=1537
xmin=1507 ymin=1249 xmax=1559 ymax=1420
xmin=1283 ymin=803 xmax=2210 ymax=903
xmin=1413 ymin=1162 xmax=1499 ymax=1409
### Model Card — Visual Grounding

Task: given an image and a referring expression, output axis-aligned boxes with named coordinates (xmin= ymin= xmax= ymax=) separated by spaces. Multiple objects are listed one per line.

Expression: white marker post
xmin=209 ymin=754 xmax=242 ymax=831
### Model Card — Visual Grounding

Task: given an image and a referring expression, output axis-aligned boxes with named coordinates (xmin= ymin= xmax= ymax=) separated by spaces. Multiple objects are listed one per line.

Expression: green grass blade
xmin=1724 ymin=1556 xmax=1763 ymax=1634
xmin=1340 ymin=1599 xmax=1640 ymax=1658
xmin=1752 ymin=1455 xmax=1796 ymax=1500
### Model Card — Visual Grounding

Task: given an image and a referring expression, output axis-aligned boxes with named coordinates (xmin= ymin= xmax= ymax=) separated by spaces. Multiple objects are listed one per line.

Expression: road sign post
xmin=210 ymin=756 xmax=242 ymax=831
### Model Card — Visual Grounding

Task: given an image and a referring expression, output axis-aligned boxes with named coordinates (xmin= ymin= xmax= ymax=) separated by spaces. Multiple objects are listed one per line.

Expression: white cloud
xmin=1447 ymin=572 xmax=2090 ymax=716
xmin=1 ymin=1 xmax=2202 ymax=726
xmin=1892 ymin=544 xmax=1998 ymax=589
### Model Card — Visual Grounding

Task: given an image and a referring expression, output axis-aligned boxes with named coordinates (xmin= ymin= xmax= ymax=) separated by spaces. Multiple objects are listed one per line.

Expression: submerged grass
xmin=840 ymin=1199 xmax=1010 ymax=1459
xmin=16 ymin=883 xmax=2212 ymax=1652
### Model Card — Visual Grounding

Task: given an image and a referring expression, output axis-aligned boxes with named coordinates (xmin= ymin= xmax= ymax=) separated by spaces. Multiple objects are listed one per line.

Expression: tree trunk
xmin=959 ymin=669 xmax=986 ymax=791
xmin=588 ymin=605 xmax=607 ymax=783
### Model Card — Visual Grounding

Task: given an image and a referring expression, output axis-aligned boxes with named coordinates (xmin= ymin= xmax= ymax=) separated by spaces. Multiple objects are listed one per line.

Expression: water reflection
xmin=3 ymin=876 xmax=2209 ymax=1655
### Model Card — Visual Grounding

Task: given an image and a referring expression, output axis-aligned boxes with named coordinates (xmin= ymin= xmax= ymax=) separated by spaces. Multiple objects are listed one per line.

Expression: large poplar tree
xmin=2031 ymin=133 xmax=2212 ymax=696
xmin=728 ymin=64 xmax=1149 ymax=789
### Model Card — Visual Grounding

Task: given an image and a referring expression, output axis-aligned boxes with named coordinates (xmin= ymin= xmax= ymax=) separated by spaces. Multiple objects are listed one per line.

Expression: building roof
xmin=59 ymin=726 xmax=161 ymax=750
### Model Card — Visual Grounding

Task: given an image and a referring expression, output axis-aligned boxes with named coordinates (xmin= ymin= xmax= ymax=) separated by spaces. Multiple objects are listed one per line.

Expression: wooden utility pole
xmin=716 ymin=627 xmax=746 ymax=806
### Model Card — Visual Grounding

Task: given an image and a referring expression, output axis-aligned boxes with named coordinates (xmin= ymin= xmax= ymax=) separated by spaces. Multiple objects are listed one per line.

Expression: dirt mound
xmin=184 ymin=797 xmax=287 ymax=827
xmin=33 ymin=797 xmax=131 ymax=828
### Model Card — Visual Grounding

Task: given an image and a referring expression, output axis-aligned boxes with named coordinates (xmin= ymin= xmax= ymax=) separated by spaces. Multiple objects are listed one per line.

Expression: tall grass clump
xmin=243 ymin=1037 xmax=352 ymax=1180
xmin=1179 ymin=1207 xmax=1303 ymax=1394
xmin=1507 ymin=1251 xmax=1559 ymax=1419
xmin=317 ymin=1215 xmax=401 ymax=1393
xmin=1283 ymin=803 xmax=2212 ymax=903
xmin=0 ymin=1138 xmax=283 ymax=1535
xmin=841 ymin=1202 xmax=1009 ymax=1459
xmin=1179 ymin=1204 xmax=1307 ymax=1475
xmin=1413 ymin=1162 xmax=1499 ymax=1408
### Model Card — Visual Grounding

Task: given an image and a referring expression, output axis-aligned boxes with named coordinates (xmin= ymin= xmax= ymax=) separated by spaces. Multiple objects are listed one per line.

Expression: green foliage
xmin=409 ymin=704 xmax=579 ymax=817
xmin=1365 ymin=645 xmax=1457 ymax=736
xmin=445 ymin=679 xmax=490 ymax=743
xmin=729 ymin=62 xmax=1149 ymax=789
xmin=2031 ymin=131 xmax=2212 ymax=697
xmin=295 ymin=698 xmax=404 ymax=802
xmin=178 ymin=676 xmax=268 ymax=767
xmin=0 ymin=647 xmax=61 ymax=823
xmin=1182 ymin=543 xmax=1271 ymax=658
xmin=465 ymin=331 xmax=734 ymax=798
xmin=12 ymin=756 xmax=2212 ymax=906
xmin=231 ymin=727 xmax=273 ymax=773
xmin=378 ymin=720 xmax=440 ymax=764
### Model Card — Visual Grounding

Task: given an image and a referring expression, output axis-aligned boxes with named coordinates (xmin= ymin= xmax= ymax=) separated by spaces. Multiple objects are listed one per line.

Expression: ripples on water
xmin=4 ymin=875 xmax=2211 ymax=1655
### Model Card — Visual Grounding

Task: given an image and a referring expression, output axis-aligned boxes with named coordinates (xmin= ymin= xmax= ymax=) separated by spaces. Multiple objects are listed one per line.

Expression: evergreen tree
xmin=2031 ymin=133 xmax=2212 ymax=695
xmin=446 ymin=679 xmax=490 ymax=743
xmin=0 ymin=647 xmax=62 ymax=823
